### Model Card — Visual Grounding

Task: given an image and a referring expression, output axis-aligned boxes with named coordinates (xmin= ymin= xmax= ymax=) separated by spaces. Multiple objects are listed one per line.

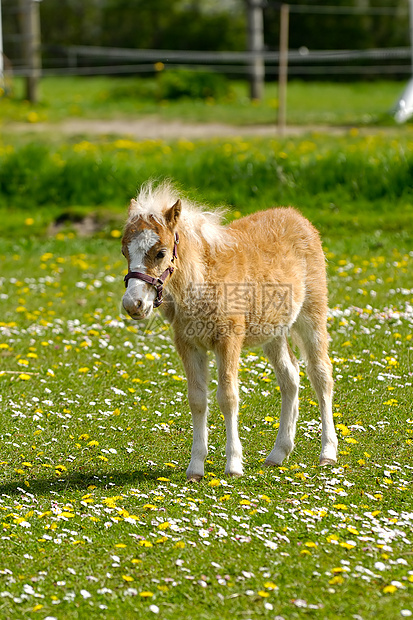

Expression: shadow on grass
xmin=0 ymin=467 xmax=179 ymax=497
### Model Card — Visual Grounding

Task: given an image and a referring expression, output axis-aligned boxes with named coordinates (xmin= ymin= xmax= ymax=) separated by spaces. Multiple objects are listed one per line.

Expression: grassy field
xmin=0 ymin=76 xmax=407 ymax=127
xmin=0 ymin=124 xmax=413 ymax=618
xmin=0 ymin=214 xmax=412 ymax=620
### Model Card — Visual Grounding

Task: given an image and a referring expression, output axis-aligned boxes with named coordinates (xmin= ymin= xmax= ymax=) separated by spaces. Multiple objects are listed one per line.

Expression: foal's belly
xmin=172 ymin=283 xmax=303 ymax=348
xmin=176 ymin=314 xmax=294 ymax=350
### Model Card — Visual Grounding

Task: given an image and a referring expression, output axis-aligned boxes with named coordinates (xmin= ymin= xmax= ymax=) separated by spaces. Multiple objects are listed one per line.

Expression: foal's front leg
xmin=175 ymin=339 xmax=209 ymax=481
xmin=215 ymin=337 xmax=243 ymax=477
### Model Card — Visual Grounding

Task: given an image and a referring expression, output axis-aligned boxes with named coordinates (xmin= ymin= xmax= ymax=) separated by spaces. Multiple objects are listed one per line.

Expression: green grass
xmin=0 ymin=76 xmax=407 ymax=126
xmin=0 ymin=216 xmax=413 ymax=619
xmin=0 ymin=130 xmax=413 ymax=618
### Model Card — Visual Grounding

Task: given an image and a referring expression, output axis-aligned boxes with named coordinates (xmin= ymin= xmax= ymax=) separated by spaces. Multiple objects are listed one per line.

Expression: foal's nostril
xmin=122 ymin=295 xmax=145 ymax=317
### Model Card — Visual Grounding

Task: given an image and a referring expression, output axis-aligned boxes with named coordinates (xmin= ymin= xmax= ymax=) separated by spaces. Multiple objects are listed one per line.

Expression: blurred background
xmin=0 ymin=1 xmax=413 ymax=238
xmin=1 ymin=0 xmax=413 ymax=127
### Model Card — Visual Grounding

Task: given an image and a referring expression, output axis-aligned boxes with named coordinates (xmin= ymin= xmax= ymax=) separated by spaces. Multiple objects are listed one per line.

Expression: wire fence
xmin=6 ymin=44 xmax=412 ymax=78
xmin=267 ymin=2 xmax=409 ymax=15
xmin=2 ymin=1 xmax=411 ymax=79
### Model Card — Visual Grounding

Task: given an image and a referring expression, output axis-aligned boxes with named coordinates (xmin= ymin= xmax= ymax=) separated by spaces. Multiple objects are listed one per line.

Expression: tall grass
xmin=1 ymin=135 xmax=412 ymax=232
xmin=0 ymin=135 xmax=411 ymax=206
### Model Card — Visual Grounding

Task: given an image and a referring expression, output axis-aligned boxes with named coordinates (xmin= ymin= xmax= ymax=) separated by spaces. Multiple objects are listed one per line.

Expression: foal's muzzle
xmin=122 ymin=286 xmax=154 ymax=319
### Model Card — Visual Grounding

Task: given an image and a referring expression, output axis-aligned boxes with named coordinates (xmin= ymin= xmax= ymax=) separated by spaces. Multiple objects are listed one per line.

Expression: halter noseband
xmin=124 ymin=232 xmax=179 ymax=308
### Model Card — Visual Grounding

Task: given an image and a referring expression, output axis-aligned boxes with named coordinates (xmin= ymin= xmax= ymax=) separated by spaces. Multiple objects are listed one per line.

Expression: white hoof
xmin=265 ymin=444 xmax=293 ymax=467
xmin=186 ymin=473 xmax=203 ymax=482
xmin=225 ymin=459 xmax=243 ymax=478
xmin=226 ymin=470 xmax=243 ymax=478
xmin=264 ymin=458 xmax=283 ymax=467
xmin=320 ymin=443 xmax=338 ymax=466
xmin=186 ymin=461 xmax=204 ymax=482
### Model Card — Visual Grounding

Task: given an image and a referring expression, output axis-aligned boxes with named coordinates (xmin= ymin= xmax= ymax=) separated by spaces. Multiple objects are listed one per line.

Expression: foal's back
xmin=222 ymin=207 xmax=328 ymax=321
xmin=228 ymin=207 xmax=323 ymax=262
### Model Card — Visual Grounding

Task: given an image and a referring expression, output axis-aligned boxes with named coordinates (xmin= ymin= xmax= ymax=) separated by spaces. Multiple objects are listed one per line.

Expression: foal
xmin=122 ymin=182 xmax=338 ymax=480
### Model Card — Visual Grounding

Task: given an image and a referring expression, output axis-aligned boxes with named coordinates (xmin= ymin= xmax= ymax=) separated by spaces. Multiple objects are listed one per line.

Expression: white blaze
xmin=128 ymin=229 xmax=160 ymax=271
xmin=123 ymin=229 xmax=160 ymax=316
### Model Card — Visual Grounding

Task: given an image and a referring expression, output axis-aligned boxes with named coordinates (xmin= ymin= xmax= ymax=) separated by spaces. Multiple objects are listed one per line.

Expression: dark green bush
xmin=157 ymin=70 xmax=231 ymax=101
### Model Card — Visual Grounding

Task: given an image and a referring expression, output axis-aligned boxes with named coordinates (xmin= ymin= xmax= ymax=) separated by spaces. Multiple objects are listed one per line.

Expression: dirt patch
xmin=48 ymin=211 xmax=115 ymax=237
xmin=6 ymin=117 xmax=365 ymax=139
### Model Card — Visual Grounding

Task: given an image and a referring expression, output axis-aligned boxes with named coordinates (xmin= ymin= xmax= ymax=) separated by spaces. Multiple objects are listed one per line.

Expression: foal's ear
xmin=128 ymin=198 xmax=139 ymax=216
xmin=164 ymin=199 xmax=182 ymax=229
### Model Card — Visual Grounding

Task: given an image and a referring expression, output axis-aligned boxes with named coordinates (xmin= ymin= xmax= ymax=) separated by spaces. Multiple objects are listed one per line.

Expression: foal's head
xmin=121 ymin=197 xmax=181 ymax=319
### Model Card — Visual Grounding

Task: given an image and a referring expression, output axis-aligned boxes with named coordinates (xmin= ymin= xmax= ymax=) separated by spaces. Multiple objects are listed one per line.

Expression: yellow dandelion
xmin=158 ymin=522 xmax=170 ymax=530
xmin=264 ymin=581 xmax=278 ymax=590
xmin=329 ymin=575 xmax=344 ymax=585
xmin=139 ymin=540 xmax=153 ymax=547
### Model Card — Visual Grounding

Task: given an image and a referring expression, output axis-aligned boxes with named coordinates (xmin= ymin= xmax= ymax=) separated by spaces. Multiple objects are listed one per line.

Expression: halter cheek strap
xmin=124 ymin=232 xmax=179 ymax=308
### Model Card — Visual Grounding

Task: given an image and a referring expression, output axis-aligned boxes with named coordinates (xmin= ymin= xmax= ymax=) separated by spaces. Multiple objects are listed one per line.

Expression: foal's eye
xmin=156 ymin=250 xmax=166 ymax=260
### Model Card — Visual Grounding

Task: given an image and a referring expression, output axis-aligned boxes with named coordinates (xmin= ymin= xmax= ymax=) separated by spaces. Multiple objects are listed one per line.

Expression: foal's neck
xmin=179 ymin=224 xmax=207 ymax=275
xmin=166 ymin=224 xmax=209 ymax=305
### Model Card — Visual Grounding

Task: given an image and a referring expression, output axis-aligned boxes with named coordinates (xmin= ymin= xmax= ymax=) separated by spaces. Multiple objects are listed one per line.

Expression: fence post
xmin=247 ymin=0 xmax=265 ymax=101
xmin=410 ymin=0 xmax=413 ymax=73
xmin=278 ymin=3 xmax=289 ymax=134
xmin=18 ymin=0 xmax=42 ymax=103
xmin=0 ymin=0 xmax=4 ymax=93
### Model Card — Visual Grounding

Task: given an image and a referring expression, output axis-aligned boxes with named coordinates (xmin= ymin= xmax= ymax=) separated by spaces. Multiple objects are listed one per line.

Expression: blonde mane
xmin=128 ymin=181 xmax=229 ymax=250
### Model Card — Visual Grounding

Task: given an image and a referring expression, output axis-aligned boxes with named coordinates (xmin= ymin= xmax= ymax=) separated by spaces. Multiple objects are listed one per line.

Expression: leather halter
xmin=124 ymin=232 xmax=179 ymax=308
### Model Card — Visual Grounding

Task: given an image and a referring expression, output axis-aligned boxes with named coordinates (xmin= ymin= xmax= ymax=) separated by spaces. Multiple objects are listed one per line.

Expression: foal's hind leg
xmin=292 ymin=316 xmax=338 ymax=465
xmin=175 ymin=339 xmax=209 ymax=481
xmin=263 ymin=336 xmax=300 ymax=466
